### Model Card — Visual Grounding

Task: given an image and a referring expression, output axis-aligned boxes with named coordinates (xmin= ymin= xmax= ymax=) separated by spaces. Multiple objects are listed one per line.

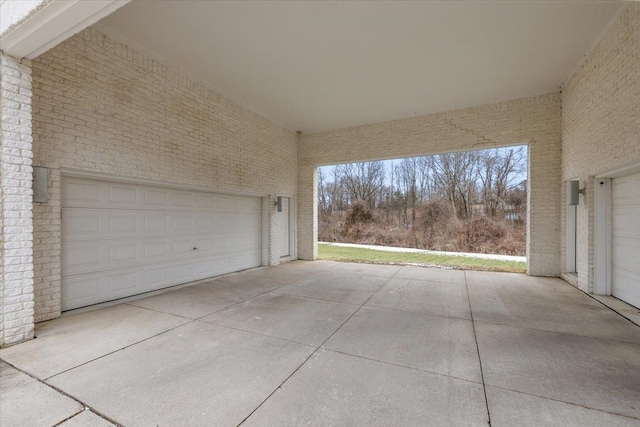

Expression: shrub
xmin=345 ymin=201 xmax=373 ymax=226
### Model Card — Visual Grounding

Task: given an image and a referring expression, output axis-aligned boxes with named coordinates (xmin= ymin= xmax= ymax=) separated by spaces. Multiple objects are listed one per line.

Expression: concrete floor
xmin=1 ymin=261 xmax=639 ymax=426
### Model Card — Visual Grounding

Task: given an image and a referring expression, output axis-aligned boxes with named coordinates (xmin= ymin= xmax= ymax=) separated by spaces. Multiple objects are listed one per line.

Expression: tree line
xmin=317 ymin=146 xmax=527 ymax=255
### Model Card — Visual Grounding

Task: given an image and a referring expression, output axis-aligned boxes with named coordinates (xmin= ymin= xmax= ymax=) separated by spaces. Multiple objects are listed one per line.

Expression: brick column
xmin=297 ymin=162 xmax=317 ymax=260
xmin=1 ymin=52 xmax=35 ymax=347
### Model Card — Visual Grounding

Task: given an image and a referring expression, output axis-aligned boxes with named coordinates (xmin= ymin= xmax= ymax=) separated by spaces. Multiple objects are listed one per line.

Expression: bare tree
xmin=317 ymin=145 xmax=528 ymax=256
xmin=317 ymin=167 xmax=329 ymax=218
xmin=337 ymin=161 xmax=386 ymax=209
xmin=395 ymin=158 xmax=420 ymax=227
xmin=429 ymin=151 xmax=478 ymax=219
xmin=478 ymin=147 xmax=526 ymax=217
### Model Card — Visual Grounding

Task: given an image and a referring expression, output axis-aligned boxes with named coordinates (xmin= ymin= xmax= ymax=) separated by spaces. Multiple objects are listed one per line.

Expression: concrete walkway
xmin=321 ymin=242 xmax=527 ymax=262
xmin=1 ymin=261 xmax=639 ymax=426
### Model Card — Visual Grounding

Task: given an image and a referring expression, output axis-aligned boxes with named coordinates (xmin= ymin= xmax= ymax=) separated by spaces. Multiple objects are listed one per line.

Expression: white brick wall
xmin=561 ymin=3 xmax=640 ymax=292
xmin=30 ymin=27 xmax=297 ymax=322
xmin=298 ymin=93 xmax=562 ymax=277
xmin=1 ymin=52 xmax=35 ymax=347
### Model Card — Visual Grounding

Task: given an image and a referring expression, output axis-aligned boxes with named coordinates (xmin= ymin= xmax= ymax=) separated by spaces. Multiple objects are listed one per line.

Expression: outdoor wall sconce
xmin=33 ymin=166 xmax=49 ymax=203
xmin=568 ymin=180 xmax=585 ymax=206
xmin=275 ymin=196 xmax=283 ymax=212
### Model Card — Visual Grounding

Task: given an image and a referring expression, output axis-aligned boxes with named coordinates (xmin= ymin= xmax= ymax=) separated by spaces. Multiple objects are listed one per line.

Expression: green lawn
xmin=318 ymin=243 xmax=527 ymax=273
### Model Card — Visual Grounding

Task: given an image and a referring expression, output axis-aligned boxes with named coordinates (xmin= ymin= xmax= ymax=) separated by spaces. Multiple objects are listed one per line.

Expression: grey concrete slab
xmin=201 ymin=293 xmax=358 ymax=346
xmin=591 ymin=294 xmax=640 ymax=327
xmin=126 ymin=282 xmax=262 ymax=318
xmin=205 ymin=265 xmax=314 ymax=290
xmin=0 ymin=304 xmax=189 ymax=379
xmin=324 ymin=306 xmax=482 ymax=382
xmin=58 ymin=409 xmax=117 ymax=427
xmin=486 ymin=386 xmax=640 ymax=427
xmin=476 ymin=322 xmax=640 ymax=419
xmin=466 ymin=270 xmax=582 ymax=294
xmin=273 ymin=260 xmax=340 ymax=274
xmin=47 ymin=321 xmax=314 ymax=427
xmin=469 ymin=283 xmax=640 ymax=343
xmin=366 ymin=277 xmax=471 ymax=319
xmin=243 ymin=349 xmax=488 ymax=426
xmin=329 ymin=262 xmax=402 ymax=277
xmin=394 ymin=265 xmax=466 ymax=283
xmin=0 ymin=362 xmax=83 ymax=427
xmin=274 ymin=272 xmax=389 ymax=305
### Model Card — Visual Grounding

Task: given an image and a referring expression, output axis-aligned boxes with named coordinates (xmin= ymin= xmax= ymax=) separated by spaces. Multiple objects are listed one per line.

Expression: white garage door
xmin=62 ymin=176 xmax=262 ymax=310
xmin=612 ymin=172 xmax=640 ymax=309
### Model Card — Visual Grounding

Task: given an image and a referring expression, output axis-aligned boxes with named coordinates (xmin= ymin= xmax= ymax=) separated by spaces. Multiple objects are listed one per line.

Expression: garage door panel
xmin=215 ymin=256 xmax=237 ymax=274
xmin=63 ymin=242 xmax=102 ymax=275
xmin=171 ymin=214 xmax=194 ymax=232
xmin=109 ymin=185 xmax=137 ymax=205
xmin=143 ymin=214 xmax=168 ymax=234
xmin=245 ymin=215 xmax=262 ymax=231
xmin=612 ymin=172 xmax=640 ymax=309
xmin=63 ymin=268 xmax=140 ymax=310
xmin=62 ymin=177 xmax=263 ymax=310
xmin=195 ymin=193 xmax=215 ymax=209
xmin=173 ymin=191 xmax=193 ymax=207
xmin=612 ymin=205 xmax=640 ymax=239
xmin=244 ymin=197 xmax=261 ymax=209
xmin=62 ymin=210 xmax=102 ymax=239
xmin=143 ymin=188 xmax=170 ymax=206
xmin=65 ymin=235 xmax=262 ymax=277
xmin=194 ymin=259 xmax=216 ymax=276
xmin=62 ymin=179 xmax=102 ymax=206
xmin=194 ymin=238 xmax=216 ymax=252
xmin=217 ymin=196 xmax=235 ymax=210
xmin=232 ymin=236 xmax=247 ymax=248
xmin=109 ymin=212 xmax=139 ymax=236
xmin=64 ymin=275 xmax=100 ymax=304
xmin=110 ymin=270 xmax=139 ymax=293
xmin=613 ymin=174 xmax=640 ymax=204
xmin=173 ymin=262 xmax=194 ymax=279
xmin=172 ymin=240 xmax=193 ymax=255
xmin=109 ymin=242 xmax=137 ymax=263
xmin=613 ymin=237 xmax=640 ymax=274
xmin=142 ymin=241 xmax=169 ymax=258
xmin=613 ymin=268 xmax=640 ymax=305
xmin=195 ymin=216 xmax=215 ymax=231
xmin=142 ymin=265 xmax=169 ymax=288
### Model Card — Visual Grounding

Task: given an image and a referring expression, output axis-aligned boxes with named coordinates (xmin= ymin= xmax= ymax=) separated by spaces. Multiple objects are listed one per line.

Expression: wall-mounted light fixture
xmin=275 ymin=196 xmax=283 ymax=212
xmin=568 ymin=180 xmax=585 ymax=206
xmin=33 ymin=166 xmax=49 ymax=203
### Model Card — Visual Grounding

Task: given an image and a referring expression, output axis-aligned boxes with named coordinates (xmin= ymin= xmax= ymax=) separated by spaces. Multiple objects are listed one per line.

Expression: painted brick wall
xmin=1 ymin=53 xmax=35 ymax=346
xmin=30 ymin=27 xmax=297 ymax=322
xmin=298 ymin=93 xmax=562 ymax=277
xmin=561 ymin=3 xmax=640 ymax=292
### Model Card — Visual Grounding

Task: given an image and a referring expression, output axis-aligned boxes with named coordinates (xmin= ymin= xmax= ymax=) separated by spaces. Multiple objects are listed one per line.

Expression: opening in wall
xmin=317 ymin=145 xmax=528 ymax=270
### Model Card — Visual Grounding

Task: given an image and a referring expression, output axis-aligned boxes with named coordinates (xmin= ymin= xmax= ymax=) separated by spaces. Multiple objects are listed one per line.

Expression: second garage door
xmin=61 ymin=176 xmax=263 ymax=310
xmin=612 ymin=172 xmax=640 ymax=309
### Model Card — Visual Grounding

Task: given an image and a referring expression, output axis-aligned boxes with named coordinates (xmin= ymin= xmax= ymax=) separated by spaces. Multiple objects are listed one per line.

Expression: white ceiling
xmin=98 ymin=0 xmax=625 ymax=133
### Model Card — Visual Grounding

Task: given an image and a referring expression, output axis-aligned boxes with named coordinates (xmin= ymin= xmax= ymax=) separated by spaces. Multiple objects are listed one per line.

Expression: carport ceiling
xmin=97 ymin=0 xmax=625 ymax=133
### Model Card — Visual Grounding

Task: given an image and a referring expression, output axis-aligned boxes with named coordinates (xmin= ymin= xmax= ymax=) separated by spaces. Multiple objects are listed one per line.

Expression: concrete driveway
xmin=1 ymin=261 xmax=639 ymax=426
